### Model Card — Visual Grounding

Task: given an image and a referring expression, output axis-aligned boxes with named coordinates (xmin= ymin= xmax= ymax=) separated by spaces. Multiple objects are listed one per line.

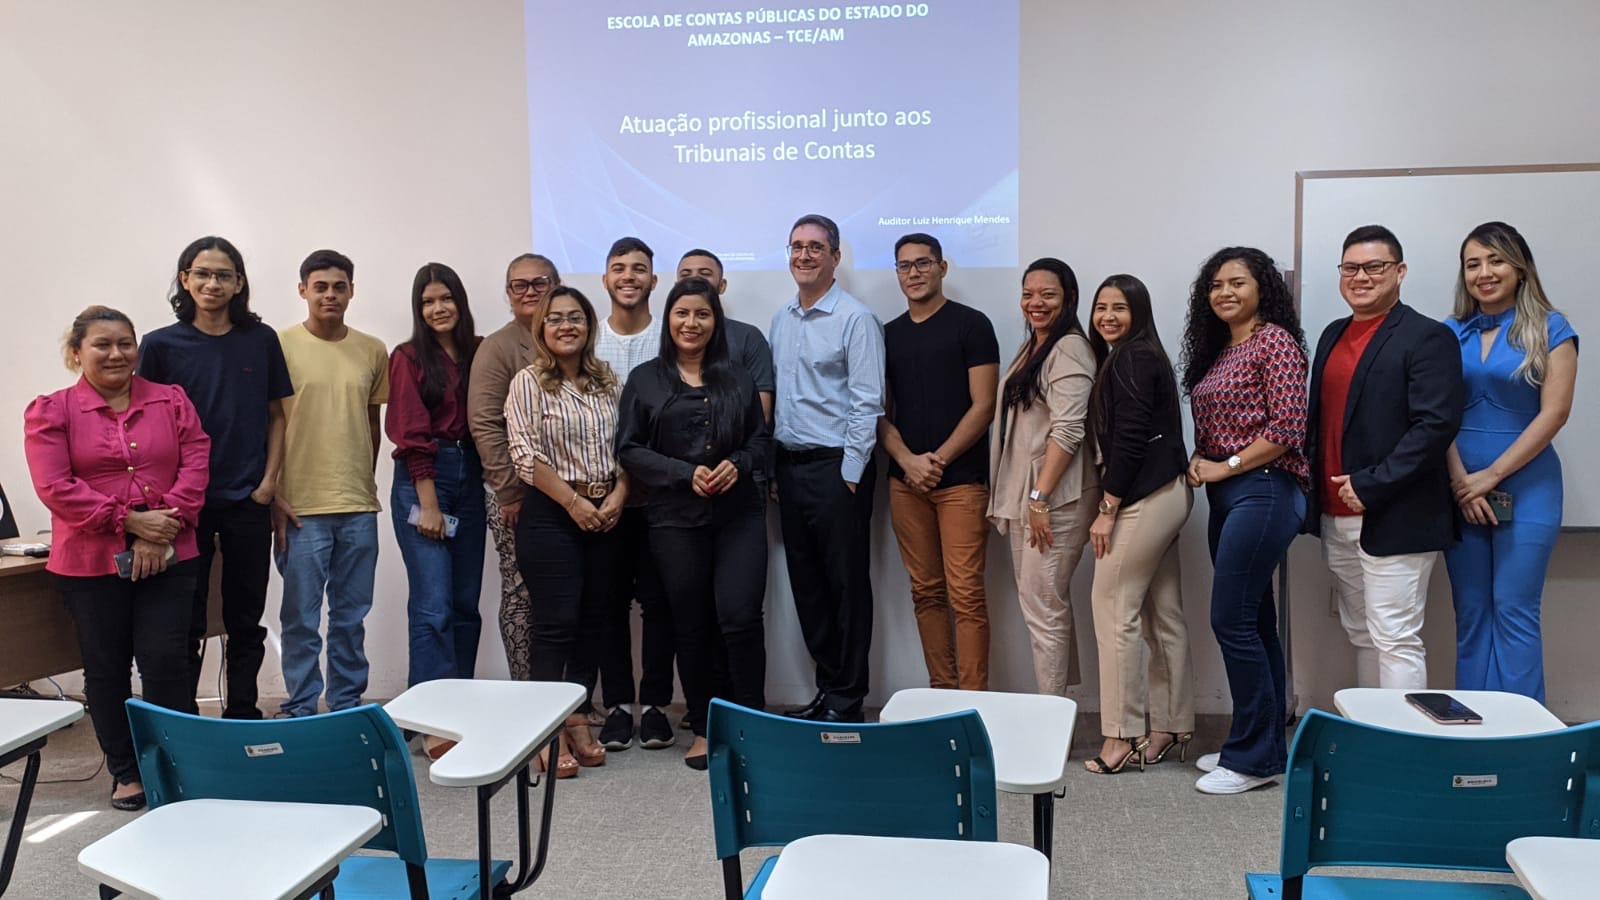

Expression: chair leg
xmin=1282 ymin=875 xmax=1302 ymax=900
xmin=1031 ymin=792 xmax=1054 ymax=864
xmin=99 ymin=886 xmax=121 ymax=899
xmin=722 ymin=856 xmax=744 ymax=900
xmin=0 ymin=745 xmax=44 ymax=897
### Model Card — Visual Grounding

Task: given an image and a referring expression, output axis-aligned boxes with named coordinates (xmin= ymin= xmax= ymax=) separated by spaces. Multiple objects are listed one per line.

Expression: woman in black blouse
xmin=1083 ymin=275 xmax=1196 ymax=774
xmin=616 ymin=277 xmax=771 ymax=770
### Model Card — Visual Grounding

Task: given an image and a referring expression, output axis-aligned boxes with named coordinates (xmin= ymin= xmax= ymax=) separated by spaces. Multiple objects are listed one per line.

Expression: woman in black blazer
xmin=1083 ymin=275 xmax=1197 ymax=774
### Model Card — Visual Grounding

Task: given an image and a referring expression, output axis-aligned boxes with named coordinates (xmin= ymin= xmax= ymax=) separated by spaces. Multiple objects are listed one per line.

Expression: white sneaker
xmin=1195 ymin=752 xmax=1220 ymax=773
xmin=1196 ymin=767 xmax=1276 ymax=795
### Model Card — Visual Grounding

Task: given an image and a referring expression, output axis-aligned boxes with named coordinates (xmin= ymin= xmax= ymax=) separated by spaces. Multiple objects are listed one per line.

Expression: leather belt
xmin=567 ymin=479 xmax=614 ymax=499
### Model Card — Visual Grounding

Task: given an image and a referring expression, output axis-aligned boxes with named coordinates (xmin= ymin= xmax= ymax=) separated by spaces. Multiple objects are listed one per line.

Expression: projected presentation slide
xmin=526 ymin=1 xmax=1019 ymax=273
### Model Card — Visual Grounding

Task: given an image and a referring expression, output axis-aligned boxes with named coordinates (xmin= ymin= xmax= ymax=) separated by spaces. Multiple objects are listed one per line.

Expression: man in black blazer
xmin=1306 ymin=225 xmax=1463 ymax=690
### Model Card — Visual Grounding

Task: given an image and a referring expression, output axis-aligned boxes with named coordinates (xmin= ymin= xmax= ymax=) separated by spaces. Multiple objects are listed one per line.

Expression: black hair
xmin=169 ymin=236 xmax=259 ymax=328
xmin=1002 ymin=257 xmax=1084 ymax=412
xmin=1179 ymin=247 xmax=1307 ymax=396
xmin=790 ymin=213 xmax=841 ymax=252
xmin=656 ymin=276 xmax=744 ymax=454
xmin=679 ymin=248 xmax=723 ymax=275
xmin=894 ymin=232 xmax=943 ymax=261
xmin=1342 ymin=224 xmax=1404 ymax=262
xmin=1087 ymin=274 xmax=1176 ymax=440
xmin=608 ymin=236 xmax=654 ymax=262
xmin=403 ymin=263 xmax=478 ymax=408
xmin=299 ymin=248 xmax=354 ymax=283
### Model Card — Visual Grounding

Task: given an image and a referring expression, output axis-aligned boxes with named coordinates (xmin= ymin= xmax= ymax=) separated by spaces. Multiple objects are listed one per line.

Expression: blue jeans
xmin=1205 ymin=468 xmax=1305 ymax=778
xmin=1444 ymin=519 xmax=1559 ymax=702
xmin=390 ymin=448 xmax=487 ymax=687
xmin=274 ymin=511 xmax=379 ymax=716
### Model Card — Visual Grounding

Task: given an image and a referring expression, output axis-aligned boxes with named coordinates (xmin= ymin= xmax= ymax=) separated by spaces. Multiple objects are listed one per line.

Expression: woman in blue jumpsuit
xmin=1443 ymin=221 xmax=1578 ymax=702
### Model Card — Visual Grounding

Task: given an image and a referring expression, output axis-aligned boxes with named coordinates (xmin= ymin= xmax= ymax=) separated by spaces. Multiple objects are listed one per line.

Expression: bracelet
xmin=565 ymin=491 xmax=580 ymax=511
xmin=1027 ymin=500 xmax=1049 ymax=514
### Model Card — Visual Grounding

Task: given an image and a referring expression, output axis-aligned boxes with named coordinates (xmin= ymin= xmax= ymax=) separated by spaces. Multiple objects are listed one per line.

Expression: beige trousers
xmin=1090 ymin=476 xmax=1195 ymax=738
xmin=1006 ymin=490 xmax=1097 ymax=696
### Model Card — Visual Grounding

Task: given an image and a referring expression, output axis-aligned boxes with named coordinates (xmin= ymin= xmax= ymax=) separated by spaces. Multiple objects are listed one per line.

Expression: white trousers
xmin=1322 ymin=515 xmax=1436 ymax=689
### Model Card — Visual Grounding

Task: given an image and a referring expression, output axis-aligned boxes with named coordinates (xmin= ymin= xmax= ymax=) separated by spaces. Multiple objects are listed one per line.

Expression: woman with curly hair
xmin=1179 ymin=247 xmax=1309 ymax=795
xmin=504 ymin=285 xmax=627 ymax=777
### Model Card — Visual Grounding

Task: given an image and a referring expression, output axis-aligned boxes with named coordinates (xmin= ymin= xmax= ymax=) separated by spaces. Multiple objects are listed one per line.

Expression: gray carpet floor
xmin=1 ymin=699 xmax=1525 ymax=898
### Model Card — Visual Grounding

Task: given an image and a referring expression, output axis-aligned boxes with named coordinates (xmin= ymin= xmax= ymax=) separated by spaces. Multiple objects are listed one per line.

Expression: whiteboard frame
xmin=1292 ymin=162 xmax=1600 ymax=533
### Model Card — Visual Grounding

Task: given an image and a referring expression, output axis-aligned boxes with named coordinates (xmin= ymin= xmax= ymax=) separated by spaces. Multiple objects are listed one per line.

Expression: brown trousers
xmin=888 ymin=479 xmax=992 ymax=690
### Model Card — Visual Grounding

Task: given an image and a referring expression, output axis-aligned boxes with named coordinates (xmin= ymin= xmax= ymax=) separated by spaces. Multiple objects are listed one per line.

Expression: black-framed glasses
xmin=788 ymin=241 xmax=830 ymax=258
xmin=543 ymin=312 xmax=586 ymax=326
xmin=895 ymin=257 xmax=938 ymax=274
xmin=185 ymin=267 xmax=239 ymax=287
xmin=1337 ymin=260 xmax=1398 ymax=278
xmin=508 ymin=276 xmax=553 ymax=296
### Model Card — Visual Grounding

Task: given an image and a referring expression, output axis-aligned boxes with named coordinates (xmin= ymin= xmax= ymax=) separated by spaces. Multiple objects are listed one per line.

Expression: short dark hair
xmin=894 ymin=232 xmax=943 ymax=262
xmin=299 ymin=249 xmax=354 ymax=283
xmin=790 ymin=213 xmax=840 ymax=252
xmin=679 ymin=248 xmax=723 ymax=273
xmin=607 ymin=236 xmax=654 ymax=262
xmin=1342 ymin=225 xmax=1404 ymax=262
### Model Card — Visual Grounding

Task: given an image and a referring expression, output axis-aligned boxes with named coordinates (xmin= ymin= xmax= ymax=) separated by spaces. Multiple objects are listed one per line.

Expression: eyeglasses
xmin=788 ymin=241 xmax=831 ymax=258
xmin=1337 ymin=260 xmax=1398 ymax=278
xmin=508 ymin=276 xmax=553 ymax=296
xmin=895 ymin=257 xmax=938 ymax=274
xmin=543 ymin=312 xmax=587 ymax=327
xmin=185 ymin=267 xmax=239 ymax=287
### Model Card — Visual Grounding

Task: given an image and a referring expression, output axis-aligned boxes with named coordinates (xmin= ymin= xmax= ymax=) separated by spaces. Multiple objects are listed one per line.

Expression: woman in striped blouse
xmin=505 ymin=285 xmax=628 ymax=777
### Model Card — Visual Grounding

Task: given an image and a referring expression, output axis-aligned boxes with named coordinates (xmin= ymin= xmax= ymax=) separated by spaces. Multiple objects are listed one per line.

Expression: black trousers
xmin=651 ymin=485 xmax=768 ymax=736
xmin=515 ymin=490 xmax=615 ymax=713
xmin=57 ymin=560 xmax=197 ymax=785
xmin=189 ymin=498 xmax=272 ymax=719
xmin=775 ymin=449 xmax=876 ymax=716
xmin=600 ymin=506 xmax=675 ymax=710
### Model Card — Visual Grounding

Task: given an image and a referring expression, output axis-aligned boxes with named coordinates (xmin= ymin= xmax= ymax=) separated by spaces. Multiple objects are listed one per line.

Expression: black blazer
xmin=1094 ymin=341 xmax=1188 ymax=508
xmin=1305 ymin=302 xmax=1464 ymax=554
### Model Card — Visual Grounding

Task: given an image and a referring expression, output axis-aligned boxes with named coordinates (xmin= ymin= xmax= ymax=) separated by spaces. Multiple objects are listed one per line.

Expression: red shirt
xmin=23 ymin=376 xmax=211 ymax=576
xmin=1190 ymin=323 xmax=1311 ymax=491
xmin=385 ymin=341 xmax=476 ymax=482
xmin=1318 ymin=313 xmax=1388 ymax=515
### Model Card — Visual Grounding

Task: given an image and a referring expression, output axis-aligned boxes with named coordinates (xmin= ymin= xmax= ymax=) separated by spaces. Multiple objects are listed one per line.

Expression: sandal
xmin=535 ymin=732 xmax=580 ymax=779
xmin=565 ymin=714 xmax=607 ymax=768
xmin=1084 ymin=737 xmax=1146 ymax=775
xmin=1140 ymin=732 xmax=1193 ymax=766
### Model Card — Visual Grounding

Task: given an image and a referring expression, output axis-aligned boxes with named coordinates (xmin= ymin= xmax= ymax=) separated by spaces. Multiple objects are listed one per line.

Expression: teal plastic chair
xmin=705 ymin=698 xmax=999 ymax=900
xmin=1247 ymin=708 xmax=1600 ymax=899
xmin=123 ymin=699 xmax=511 ymax=899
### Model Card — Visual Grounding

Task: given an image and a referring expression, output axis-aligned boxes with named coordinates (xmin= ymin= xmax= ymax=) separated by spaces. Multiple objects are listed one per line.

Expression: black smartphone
xmin=1487 ymin=490 xmax=1514 ymax=523
xmin=1405 ymin=692 xmax=1483 ymax=725
xmin=113 ymin=550 xmax=134 ymax=579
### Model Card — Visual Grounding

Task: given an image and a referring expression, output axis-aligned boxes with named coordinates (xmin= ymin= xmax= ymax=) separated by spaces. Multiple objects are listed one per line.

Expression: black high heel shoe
xmin=109 ymin=780 xmax=146 ymax=811
xmin=1140 ymin=732 xmax=1193 ymax=766
xmin=1084 ymin=737 xmax=1147 ymax=775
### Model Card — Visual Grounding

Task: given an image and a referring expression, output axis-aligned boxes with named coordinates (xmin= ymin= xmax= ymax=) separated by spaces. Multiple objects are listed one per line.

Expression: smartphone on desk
xmin=407 ymin=504 xmax=459 ymax=538
xmin=1405 ymin=692 xmax=1483 ymax=725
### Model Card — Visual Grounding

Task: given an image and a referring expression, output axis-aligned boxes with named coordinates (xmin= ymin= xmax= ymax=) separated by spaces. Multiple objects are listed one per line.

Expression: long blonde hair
xmin=530 ymin=286 xmax=619 ymax=396
xmin=1452 ymin=221 xmax=1557 ymax=386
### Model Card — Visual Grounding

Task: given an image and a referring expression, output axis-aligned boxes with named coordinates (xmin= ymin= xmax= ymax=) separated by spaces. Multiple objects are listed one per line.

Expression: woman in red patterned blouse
xmin=1178 ymin=247 xmax=1310 ymax=795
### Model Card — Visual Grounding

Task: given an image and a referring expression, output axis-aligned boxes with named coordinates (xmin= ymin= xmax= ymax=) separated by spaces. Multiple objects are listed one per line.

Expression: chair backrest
xmin=125 ymin=699 xmax=429 ymax=866
xmin=705 ymin=698 xmax=998 ymax=862
xmin=1278 ymin=709 xmax=1600 ymax=880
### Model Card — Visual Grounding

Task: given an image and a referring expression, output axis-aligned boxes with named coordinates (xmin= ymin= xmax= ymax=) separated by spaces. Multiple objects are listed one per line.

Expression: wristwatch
xmin=1028 ymin=489 xmax=1045 ymax=502
xmin=1227 ymin=454 xmax=1243 ymax=472
xmin=1098 ymin=497 xmax=1119 ymax=516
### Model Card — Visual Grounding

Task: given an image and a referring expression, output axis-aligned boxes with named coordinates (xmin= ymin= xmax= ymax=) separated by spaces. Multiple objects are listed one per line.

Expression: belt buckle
xmin=584 ymin=482 xmax=609 ymax=499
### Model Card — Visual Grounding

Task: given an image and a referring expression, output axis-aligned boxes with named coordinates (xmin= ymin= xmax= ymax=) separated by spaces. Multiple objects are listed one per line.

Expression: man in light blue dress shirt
xmin=769 ymin=213 xmax=886 ymax=722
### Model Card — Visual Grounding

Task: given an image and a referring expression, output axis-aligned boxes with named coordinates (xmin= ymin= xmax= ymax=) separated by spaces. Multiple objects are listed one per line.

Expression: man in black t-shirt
xmin=878 ymin=233 xmax=1000 ymax=690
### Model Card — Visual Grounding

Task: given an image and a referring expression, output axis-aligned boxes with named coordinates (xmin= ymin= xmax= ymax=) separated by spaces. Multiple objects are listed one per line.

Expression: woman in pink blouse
xmin=1178 ymin=248 xmax=1309 ymax=796
xmin=384 ymin=263 xmax=485 ymax=760
xmin=23 ymin=306 xmax=211 ymax=810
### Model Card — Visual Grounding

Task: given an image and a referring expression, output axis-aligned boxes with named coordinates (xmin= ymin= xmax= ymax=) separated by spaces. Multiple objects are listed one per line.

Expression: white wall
xmin=4 ymin=0 xmax=1597 ymax=721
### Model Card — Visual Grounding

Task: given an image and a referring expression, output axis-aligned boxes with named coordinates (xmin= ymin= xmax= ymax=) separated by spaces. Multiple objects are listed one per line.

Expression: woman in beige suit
xmin=989 ymin=257 xmax=1101 ymax=696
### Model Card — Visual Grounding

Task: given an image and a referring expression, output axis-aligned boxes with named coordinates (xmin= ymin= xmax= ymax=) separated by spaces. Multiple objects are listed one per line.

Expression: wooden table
xmin=77 ymin=799 xmax=381 ymax=900
xmin=384 ymin=679 xmax=586 ymax=896
xmin=1332 ymin=689 xmax=1566 ymax=737
xmin=1507 ymin=836 xmax=1600 ymax=900
xmin=759 ymin=834 xmax=1049 ymax=899
xmin=879 ymin=688 xmax=1076 ymax=862
xmin=0 ymin=697 xmax=84 ymax=897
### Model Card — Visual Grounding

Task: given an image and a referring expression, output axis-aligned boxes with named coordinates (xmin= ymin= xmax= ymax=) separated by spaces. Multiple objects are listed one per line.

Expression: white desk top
xmin=77 ymin=799 xmax=381 ymax=900
xmin=0 ymin=697 xmax=83 ymax=757
xmin=383 ymin=679 xmax=585 ymax=787
xmin=878 ymin=688 xmax=1077 ymax=793
xmin=1507 ymin=836 xmax=1600 ymax=900
xmin=1332 ymin=689 xmax=1566 ymax=738
xmin=760 ymin=834 xmax=1049 ymax=900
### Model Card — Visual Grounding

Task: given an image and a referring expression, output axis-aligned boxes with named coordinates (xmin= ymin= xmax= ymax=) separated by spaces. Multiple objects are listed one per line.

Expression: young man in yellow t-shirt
xmin=272 ymin=249 xmax=389 ymax=717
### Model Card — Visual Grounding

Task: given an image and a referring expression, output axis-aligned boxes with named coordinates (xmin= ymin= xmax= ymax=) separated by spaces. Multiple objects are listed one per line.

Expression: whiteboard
xmin=1295 ymin=164 xmax=1600 ymax=528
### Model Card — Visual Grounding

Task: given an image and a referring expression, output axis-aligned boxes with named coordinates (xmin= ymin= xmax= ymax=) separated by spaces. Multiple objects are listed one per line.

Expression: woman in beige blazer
xmin=989 ymin=257 xmax=1101 ymax=696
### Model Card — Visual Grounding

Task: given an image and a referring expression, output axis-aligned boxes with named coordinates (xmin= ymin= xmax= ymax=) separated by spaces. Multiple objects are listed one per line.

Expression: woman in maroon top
xmin=1178 ymin=247 xmax=1309 ymax=795
xmin=385 ymin=263 xmax=485 ymax=757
